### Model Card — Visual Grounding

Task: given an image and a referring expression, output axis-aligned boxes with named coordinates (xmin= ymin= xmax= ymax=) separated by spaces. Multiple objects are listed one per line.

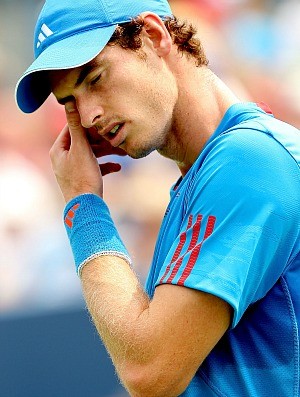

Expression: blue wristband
xmin=63 ymin=194 xmax=132 ymax=276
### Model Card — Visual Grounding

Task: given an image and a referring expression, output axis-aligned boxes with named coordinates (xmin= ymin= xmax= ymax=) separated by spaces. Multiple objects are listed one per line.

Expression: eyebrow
xmin=56 ymin=59 xmax=100 ymax=105
xmin=75 ymin=59 xmax=99 ymax=87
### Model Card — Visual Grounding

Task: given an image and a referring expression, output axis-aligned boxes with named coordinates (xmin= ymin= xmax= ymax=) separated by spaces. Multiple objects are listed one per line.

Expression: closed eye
xmin=91 ymin=74 xmax=101 ymax=85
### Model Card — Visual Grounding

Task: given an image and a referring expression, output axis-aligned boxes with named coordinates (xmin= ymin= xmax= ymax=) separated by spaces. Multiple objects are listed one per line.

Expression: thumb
xmin=65 ymin=102 xmax=90 ymax=150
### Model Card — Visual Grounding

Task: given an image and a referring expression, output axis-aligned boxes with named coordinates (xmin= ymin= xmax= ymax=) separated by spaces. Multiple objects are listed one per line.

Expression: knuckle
xmin=68 ymin=119 xmax=81 ymax=128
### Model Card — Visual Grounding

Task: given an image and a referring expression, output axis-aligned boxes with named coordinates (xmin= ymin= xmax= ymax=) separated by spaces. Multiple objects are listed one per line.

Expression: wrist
xmin=64 ymin=193 xmax=131 ymax=276
xmin=63 ymin=188 xmax=103 ymax=204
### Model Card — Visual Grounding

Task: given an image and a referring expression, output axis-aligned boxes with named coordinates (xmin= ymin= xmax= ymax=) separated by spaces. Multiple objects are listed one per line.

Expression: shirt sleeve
xmin=156 ymin=129 xmax=300 ymax=327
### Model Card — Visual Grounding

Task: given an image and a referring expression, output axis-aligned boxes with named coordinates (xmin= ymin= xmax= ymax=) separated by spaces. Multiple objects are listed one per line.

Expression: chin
xmin=126 ymin=145 xmax=156 ymax=160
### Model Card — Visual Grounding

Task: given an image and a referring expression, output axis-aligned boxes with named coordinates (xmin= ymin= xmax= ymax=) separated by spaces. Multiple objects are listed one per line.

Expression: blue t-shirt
xmin=145 ymin=103 xmax=300 ymax=396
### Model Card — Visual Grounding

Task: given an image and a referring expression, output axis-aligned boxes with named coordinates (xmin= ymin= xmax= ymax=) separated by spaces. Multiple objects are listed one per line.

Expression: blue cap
xmin=15 ymin=0 xmax=173 ymax=113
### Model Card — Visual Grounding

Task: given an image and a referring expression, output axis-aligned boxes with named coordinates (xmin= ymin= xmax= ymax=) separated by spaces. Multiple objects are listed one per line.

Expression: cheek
xmin=104 ymin=63 xmax=177 ymax=121
xmin=133 ymin=78 xmax=176 ymax=115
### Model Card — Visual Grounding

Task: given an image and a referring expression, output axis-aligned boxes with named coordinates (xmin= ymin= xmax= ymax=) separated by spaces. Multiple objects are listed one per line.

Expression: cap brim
xmin=15 ymin=25 xmax=116 ymax=113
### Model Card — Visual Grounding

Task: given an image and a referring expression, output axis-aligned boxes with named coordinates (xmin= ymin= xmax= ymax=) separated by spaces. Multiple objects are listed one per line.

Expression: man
xmin=15 ymin=0 xmax=300 ymax=396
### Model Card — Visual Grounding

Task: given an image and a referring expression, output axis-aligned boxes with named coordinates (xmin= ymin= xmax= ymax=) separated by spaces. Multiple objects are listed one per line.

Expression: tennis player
xmin=16 ymin=0 xmax=300 ymax=396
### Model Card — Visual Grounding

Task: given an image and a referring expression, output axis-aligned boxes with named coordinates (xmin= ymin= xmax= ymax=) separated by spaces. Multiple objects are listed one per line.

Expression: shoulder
xmin=197 ymin=122 xmax=299 ymax=184
xmin=186 ymin=124 xmax=300 ymax=224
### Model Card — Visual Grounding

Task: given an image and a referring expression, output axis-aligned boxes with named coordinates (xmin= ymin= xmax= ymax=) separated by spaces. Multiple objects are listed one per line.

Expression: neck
xmin=159 ymin=63 xmax=240 ymax=176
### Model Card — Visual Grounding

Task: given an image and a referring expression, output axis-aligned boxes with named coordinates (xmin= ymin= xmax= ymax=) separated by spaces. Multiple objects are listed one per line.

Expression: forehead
xmin=48 ymin=43 xmax=128 ymax=96
xmin=48 ymin=57 xmax=100 ymax=92
xmin=48 ymin=44 xmax=118 ymax=93
xmin=48 ymin=67 xmax=78 ymax=90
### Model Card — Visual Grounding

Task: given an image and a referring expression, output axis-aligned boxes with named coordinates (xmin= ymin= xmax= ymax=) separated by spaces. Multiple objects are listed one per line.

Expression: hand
xmin=49 ymin=101 xmax=125 ymax=203
xmin=86 ymin=125 xmax=127 ymax=175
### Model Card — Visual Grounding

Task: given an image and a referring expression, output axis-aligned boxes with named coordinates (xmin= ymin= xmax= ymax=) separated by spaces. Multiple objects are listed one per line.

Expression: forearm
xmin=61 ymin=193 xmax=208 ymax=395
xmin=81 ymin=255 xmax=151 ymax=370
xmin=80 ymin=256 xmax=191 ymax=397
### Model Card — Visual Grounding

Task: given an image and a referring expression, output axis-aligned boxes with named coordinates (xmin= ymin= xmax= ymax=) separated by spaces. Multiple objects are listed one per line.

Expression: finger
xmin=49 ymin=124 xmax=71 ymax=163
xmin=87 ymin=128 xmax=127 ymax=157
xmin=91 ymin=143 xmax=127 ymax=158
xmin=99 ymin=162 xmax=122 ymax=176
xmin=65 ymin=101 xmax=90 ymax=150
xmin=53 ymin=124 xmax=71 ymax=151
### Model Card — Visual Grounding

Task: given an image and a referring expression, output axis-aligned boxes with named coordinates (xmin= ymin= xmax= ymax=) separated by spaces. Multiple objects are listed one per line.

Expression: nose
xmin=77 ymin=98 xmax=104 ymax=129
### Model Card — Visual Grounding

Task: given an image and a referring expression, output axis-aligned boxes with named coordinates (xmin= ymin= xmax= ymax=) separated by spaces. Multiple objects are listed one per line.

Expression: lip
xmin=99 ymin=122 xmax=120 ymax=137
xmin=106 ymin=123 xmax=126 ymax=147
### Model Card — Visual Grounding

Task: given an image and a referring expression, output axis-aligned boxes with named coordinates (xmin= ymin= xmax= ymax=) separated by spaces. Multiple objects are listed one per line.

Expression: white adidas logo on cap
xmin=36 ymin=23 xmax=53 ymax=48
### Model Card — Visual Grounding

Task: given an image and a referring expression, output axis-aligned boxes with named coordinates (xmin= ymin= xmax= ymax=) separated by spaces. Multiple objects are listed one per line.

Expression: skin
xmin=49 ymin=12 xmax=239 ymax=397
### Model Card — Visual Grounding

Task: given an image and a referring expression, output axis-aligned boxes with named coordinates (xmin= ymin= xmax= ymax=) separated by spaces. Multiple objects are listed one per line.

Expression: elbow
xmin=120 ymin=363 xmax=190 ymax=397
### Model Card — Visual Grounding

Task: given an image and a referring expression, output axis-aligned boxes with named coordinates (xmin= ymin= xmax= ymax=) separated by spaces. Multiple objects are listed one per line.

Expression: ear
xmin=140 ymin=12 xmax=172 ymax=57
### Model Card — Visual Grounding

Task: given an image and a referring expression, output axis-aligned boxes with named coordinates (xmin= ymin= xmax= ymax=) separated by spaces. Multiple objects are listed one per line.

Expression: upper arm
xmin=124 ymin=283 xmax=231 ymax=397
xmin=147 ymin=283 xmax=231 ymax=393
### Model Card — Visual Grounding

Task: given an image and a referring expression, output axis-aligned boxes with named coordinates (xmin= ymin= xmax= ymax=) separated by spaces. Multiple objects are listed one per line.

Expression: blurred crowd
xmin=0 ymin=0 xmax=299 ymax=317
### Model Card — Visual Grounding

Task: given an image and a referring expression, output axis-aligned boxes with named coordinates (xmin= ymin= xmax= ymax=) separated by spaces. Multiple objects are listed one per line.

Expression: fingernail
xmin=65 ymin=102 xmax=76 ymax=113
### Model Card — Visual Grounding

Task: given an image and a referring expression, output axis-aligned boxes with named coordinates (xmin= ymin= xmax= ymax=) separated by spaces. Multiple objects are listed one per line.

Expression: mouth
xmin=106 ymin=123 xmax=125 ymax=147
xmin=109 ymin=124 xmax=122 ymax=135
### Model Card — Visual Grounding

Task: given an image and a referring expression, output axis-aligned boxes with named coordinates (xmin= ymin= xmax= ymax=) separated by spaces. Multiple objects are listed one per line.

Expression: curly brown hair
xmin=108 ymin=16 xmax=208 ymax=67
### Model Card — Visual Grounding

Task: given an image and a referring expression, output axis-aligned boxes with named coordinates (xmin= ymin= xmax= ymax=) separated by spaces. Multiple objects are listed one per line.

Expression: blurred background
xmin=0 ymin=0 xmax=299 ymax=396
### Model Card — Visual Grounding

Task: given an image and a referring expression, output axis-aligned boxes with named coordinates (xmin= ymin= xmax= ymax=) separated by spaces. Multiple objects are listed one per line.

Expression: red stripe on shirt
xmin=177 ymin=215 xmax=216 ymax=286
xmin=159 ymin=215 xmax=194 ymax=283
xmin=165 ymin=215 xmax=203 ymax=284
